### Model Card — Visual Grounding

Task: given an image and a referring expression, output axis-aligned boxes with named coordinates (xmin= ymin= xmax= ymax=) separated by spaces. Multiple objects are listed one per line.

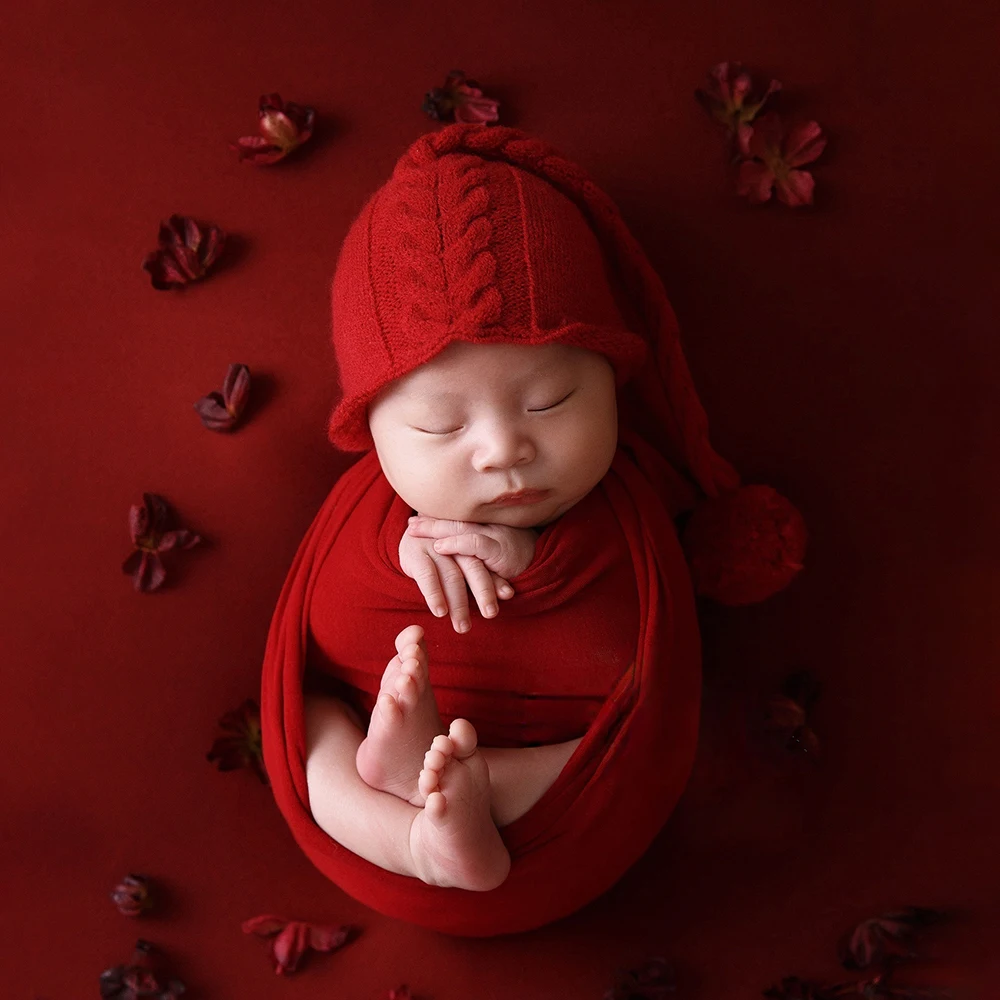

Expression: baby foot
xmin=407 ymin=720 xmax=511 ymax=891
xmin=356 ymin=624 xmax=445 ymax=806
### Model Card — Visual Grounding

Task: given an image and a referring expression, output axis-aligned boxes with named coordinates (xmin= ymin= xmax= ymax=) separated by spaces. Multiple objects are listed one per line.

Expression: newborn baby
xmin=303 ymin=339 xmax=621 ymax=891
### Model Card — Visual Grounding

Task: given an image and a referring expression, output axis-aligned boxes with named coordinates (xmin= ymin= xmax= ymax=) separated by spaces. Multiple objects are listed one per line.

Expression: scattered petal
xmin=194 ymin=363 xmax=252 ymax=431
xmin=230 ymin=93 xmax=316 ymax=165
xmin=387 ymin=988 xmax=413 ymax=1000
xmin=604 ymin=957 xmax=676 ymax=999
xmin=110 ymin=874 xmax=154 ymax=917
xmin=737 ymin=113 xmax=827 ymax=208
xmin=422 ymin=69 xmax=499 ymax=124
xmin=122 ymin=494 xmax=202 ymax=593
xmin=207 ymin=698 xmax=267 ymax=783
xmin=99 ymin=940 xmax=186 ymax=1000
xmin=839 ymin=907 xmax=948 ymax=971
xmin=242 ymin=914 xmax=353 ymax=974
xmin=142 ymin=215 xmax=227 ymax=290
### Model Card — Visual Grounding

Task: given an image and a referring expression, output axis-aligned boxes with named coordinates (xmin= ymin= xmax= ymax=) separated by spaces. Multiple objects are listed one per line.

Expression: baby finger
xmin=412 ymin=552 xmax=449 ymax=619
xmin=454 ymin=554 xmax=500 ymax=620
xmin=492 ymin=573 xmax=515 ymax=599
xmin=432 ymin=553 xmax=473 ymax=633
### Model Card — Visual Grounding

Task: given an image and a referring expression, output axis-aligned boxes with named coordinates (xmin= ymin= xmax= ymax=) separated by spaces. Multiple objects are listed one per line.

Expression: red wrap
xmin=260 ymin=429 xmax=701 ymax=936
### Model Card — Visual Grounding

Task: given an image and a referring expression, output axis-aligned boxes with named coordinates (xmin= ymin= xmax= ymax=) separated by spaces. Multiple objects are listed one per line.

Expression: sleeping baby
xmin=260 ymin=122 xmax=798 ymax=935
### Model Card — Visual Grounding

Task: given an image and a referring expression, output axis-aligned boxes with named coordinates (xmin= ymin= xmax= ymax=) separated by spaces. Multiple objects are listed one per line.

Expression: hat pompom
xmin=681 ymin=485 xmax=807 ymax=605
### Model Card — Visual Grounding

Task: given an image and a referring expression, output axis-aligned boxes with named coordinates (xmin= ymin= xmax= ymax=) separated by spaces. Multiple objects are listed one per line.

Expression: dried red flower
xmin=207 ymin=698 xmax=267 ymax=783
xmin=604 ymin=957 xmax=676 ymax=999
xmin=242 ymin=914 xmax=353 ymax=974
xmin=839 ymin=907 xmax=947 ymax=971
xmin=736 ymin=112 xmax=827 ymax=207
xmin=695 ymin=61 xmax=781 ymax=158
xmin=387 ymin=988 xmax=413 ymax=1000
xmin=194 ymin=363 xmax=251 ymax=431
xmin=230 ymin=93 xmax=316 ymax=165
xmin=99 ymin=940 xmax=185 ymax=999
xmin=122 ymin=493 xmax=202 ymax=593
xmin=142 ymin=215 xmax=226 ymax=290
xmin=423 ymin=70 xmax=499 ymax=124
xmin=765 ymin=670 xmax=822 ymax=755
xmin=111 ymin=874 xmax=154 ymax=917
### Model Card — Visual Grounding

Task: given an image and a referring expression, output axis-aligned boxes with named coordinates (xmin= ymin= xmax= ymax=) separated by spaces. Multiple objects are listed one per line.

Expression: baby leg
xmin=304 ymin=693 xmax=509 ymax=890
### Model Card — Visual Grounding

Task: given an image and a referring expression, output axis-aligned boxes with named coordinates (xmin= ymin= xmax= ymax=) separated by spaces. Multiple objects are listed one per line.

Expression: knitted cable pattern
xmin=392 ymin=151 xmax=504 ymax=343
xmin=396 ymin=123 xmax=737 ymax=496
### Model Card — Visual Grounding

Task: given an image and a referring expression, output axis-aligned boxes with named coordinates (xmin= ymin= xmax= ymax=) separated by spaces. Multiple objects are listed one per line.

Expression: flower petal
xmin=222 ymin=363 xmax=251 ymax=418
xmin=194 ymin=392 xmax=235 ymax=430
xmin=272 ymin=921 xmax=310 ymax=973
xmin=230 ymin=136 xmax=288 ymax=165
xmin=242 ymin=914 xmax=289 ymax=936
xmin=307 ymin=923 xmax=350 ymax=952
xmin=136 ymin=551 xmax=166 ymax=592
xmin=783 ymin=120 xmax=827 ymax=168
xmin=775 ymin=168 xmax=816 ymax=207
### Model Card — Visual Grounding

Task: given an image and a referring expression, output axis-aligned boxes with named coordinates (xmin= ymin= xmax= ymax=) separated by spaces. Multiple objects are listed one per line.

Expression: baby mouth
xmin=487 ymin=489 xmax=551 ymax=506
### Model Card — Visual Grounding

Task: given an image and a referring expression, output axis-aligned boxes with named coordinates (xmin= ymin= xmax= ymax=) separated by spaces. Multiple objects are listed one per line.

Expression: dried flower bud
xmin=422 ymin=70 xmax=499 ymax=124
xmin=142 ymin=215 xmax=226 ymax=290
xmin=194 ymin=363 xmax=252 ymax=431
xmin=230 ymin=93 xmax=316 ymax=164
xmin=111 ymin=874 xmax=154 ymax=917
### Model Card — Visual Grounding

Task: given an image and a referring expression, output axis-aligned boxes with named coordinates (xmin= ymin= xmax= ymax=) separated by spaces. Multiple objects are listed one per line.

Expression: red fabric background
xmin=3 ymin=1 xmax=995 ymax=995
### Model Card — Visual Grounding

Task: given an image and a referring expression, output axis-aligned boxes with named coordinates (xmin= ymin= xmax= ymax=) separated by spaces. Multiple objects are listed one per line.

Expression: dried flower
xmin=387 ymin=988 xmax=413 ymax=1000
xmin=207 ymin=698 xmax=267 ymax=783
xmin=765 ymin=670 xmax=822 ymax=755
xmin=605 ymin=957 xmax=676 ymax=999
xmin=99 ymin=940 xmax=185 ymax=1000
xmin=242 ymin=914 xmax=353 ymax=974
xmin=695 ymin=61 xmax=782 ymax=158
xmin=422 ymin=70 xmax=499 ymax=124
xmin=194 ymin=363 xmax=252 ymax=431
xmin=736 ymin=112 xmax=827 ymax=207
xmin=111 ymin=874 xmax=154 ymax=917
xmin=142 ymin=215 xmax=226 ymax=290
xmin=122 ymin=493 xmax=202 ymax=593
xmin=230 ymin=93 xmax=316 ymax=165
xmin=839 ymin=907 xmax=947 ymax=971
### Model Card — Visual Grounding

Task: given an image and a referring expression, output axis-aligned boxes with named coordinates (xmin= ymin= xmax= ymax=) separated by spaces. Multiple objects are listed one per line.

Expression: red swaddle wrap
xmin=261 ymin=430 xmax=701 ymax=935
xmin=260 ymin=123 xmax=805 ymax=935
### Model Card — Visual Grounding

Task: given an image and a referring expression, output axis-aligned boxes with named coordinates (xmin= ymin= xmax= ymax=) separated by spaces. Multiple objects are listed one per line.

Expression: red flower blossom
xmin=194 ymin=363 xmax=251 ymax=431
xmin=142 ymin=215 xmax=226 ymax=290
xmin=242 ymin=914 xmax=353 ymax=974
xmin=605 ymin=957 xmax=676 ymax=999
xmin=122 ymin=493 xmax=202 ymax=593
xmin=99 ymin=940 xmax=185 ymax=1000
xmin=206 ymin=698 xmax=267 ymax=783
xmin=736 ymin=112 xmax=827 ymax=207
xmin=423 ymin=70 xmax=499 ymax=124
xmin=765 ymin=670 xmax=822 ymax=755
xmin=839 ymin=907 xmax=947 ymax=971
xmin=111 ymin=874 xmax=154 ymax=917
xmin=230 ymin=93 xmax=316 ymax=165
xmin=695 ymin=61 xmax=781 ymax=158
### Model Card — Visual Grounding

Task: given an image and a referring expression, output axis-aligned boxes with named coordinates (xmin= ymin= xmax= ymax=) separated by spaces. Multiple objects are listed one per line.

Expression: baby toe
xmin=418 ymin=767 xmax=441 ymax=798
xmin=430 ymin=734 xmax=454 ymax=758
xmin=423 ymin=747 xmax=447 ymax=772
xmin=447 ymin=719 xmax=478 ymax=759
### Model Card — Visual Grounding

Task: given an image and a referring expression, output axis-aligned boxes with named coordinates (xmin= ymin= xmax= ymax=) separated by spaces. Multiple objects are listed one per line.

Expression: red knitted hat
xmin=326 ymin=122 xmax=806 ymax=603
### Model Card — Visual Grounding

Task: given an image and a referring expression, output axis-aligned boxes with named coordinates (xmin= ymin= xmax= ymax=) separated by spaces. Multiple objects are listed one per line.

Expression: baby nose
xmin=473 ymin=424 xmax=535 ymax=471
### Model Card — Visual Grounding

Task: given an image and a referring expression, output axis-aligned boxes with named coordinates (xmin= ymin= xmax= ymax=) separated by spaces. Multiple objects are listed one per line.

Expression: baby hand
xmin=399 ymin=517 xmax=538 ymax=633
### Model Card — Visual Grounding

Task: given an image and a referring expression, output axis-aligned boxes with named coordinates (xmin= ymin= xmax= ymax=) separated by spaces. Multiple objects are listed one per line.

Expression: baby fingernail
xmin=499 ymin=585 xmax=513 ymax=597
xmin=484 ymin=604 xmax=497 ymax=617
xmin=432 ymin=606 xmax=447 ymax=617
xmin=456 ymin=620 xmax=470 ymax=633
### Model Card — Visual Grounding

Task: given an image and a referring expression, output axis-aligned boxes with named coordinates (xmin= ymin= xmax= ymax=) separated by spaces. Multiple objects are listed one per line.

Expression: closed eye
xmin=528 ymin=390 xmax=575 ymax=412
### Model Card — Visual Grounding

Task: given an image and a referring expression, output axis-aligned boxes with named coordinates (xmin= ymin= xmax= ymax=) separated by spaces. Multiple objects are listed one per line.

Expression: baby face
xmin=367 ymin=341 xmax=618 ymax=528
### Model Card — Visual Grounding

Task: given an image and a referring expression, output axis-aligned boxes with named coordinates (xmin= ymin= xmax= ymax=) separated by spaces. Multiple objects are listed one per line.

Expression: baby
xmin=303 ymin=338 xmax=619 ymax=891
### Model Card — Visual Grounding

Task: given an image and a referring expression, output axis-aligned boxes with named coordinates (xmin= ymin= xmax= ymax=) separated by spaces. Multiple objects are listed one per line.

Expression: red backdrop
xmin=3 ymin=1 xmax=995 ymax=996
